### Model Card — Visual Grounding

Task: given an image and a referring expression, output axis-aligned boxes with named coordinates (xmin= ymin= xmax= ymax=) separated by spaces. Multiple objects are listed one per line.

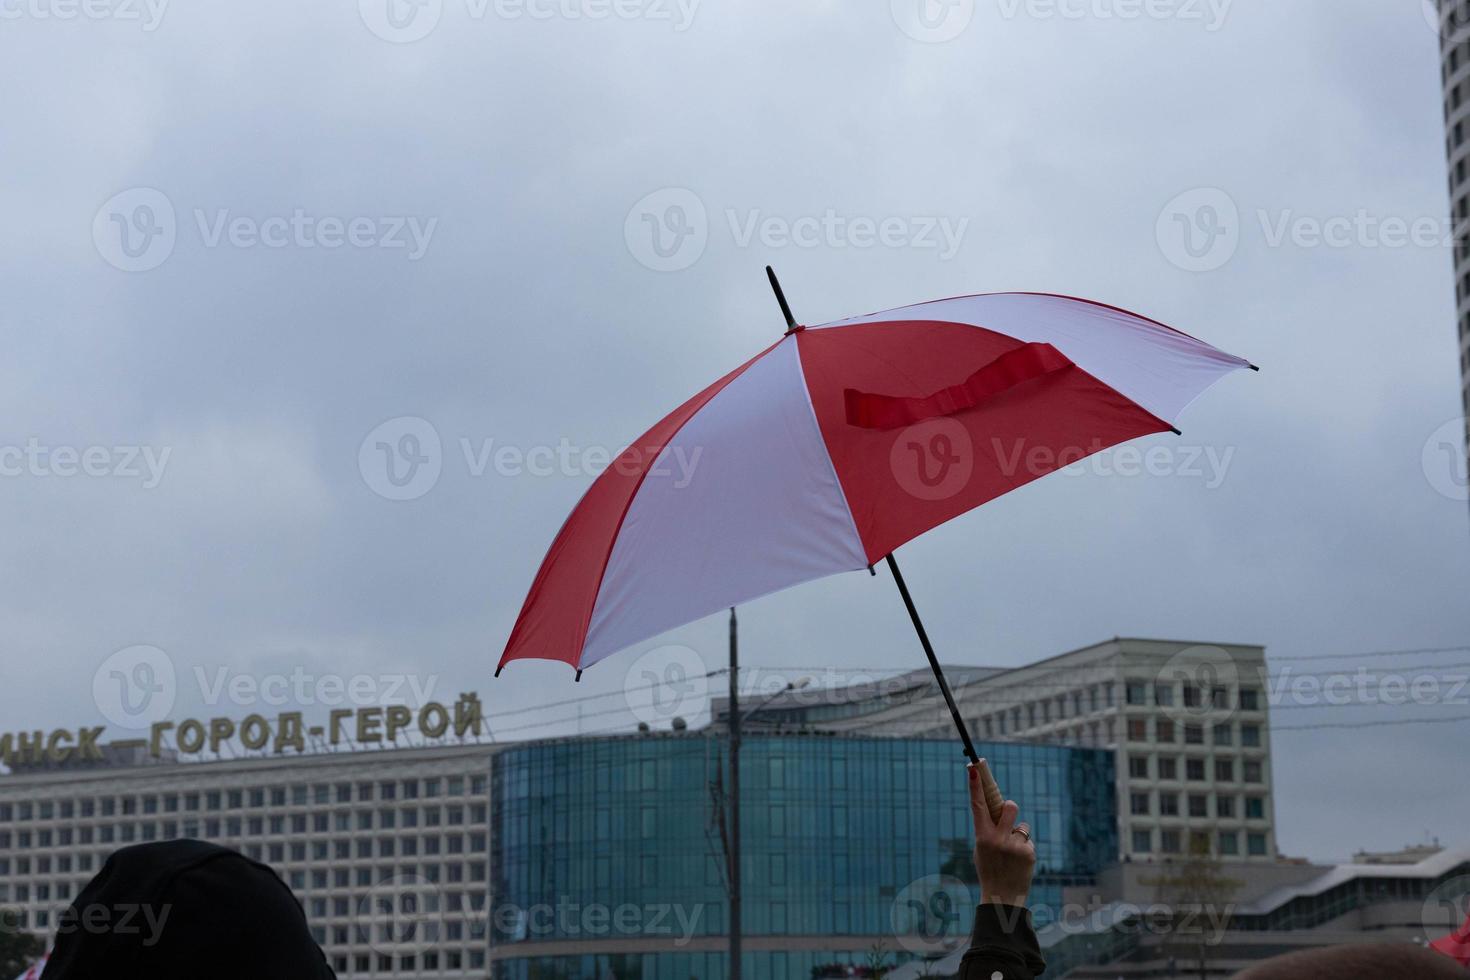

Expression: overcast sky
xmin=0 ymin=0 xmax=1467 ymax=863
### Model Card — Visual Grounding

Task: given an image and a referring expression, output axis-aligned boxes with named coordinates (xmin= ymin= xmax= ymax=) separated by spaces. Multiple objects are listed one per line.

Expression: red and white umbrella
xmin=13 ymin=953 xmax=47 ymax=980
xmin=1431 ymin=913 xmax=1470 ymax=966
xmin=497 ymin=269 xmax=1252 ymax=759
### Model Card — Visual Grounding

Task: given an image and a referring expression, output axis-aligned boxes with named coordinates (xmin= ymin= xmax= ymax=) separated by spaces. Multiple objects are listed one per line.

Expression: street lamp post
xmin=728 ymin=607 xmax=742 ymax=980
xmin=725 ymin=611 xmax=810 ymax=980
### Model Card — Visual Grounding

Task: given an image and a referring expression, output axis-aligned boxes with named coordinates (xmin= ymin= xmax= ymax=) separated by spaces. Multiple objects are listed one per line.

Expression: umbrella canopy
xmin=1431 ymin=913 xmax=1470 ymax=966
xmin=498 ymin=284 xmax=1251 ymax=678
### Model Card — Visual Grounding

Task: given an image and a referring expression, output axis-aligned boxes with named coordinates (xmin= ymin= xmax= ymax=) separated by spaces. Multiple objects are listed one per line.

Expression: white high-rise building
xmin=723 ymin=638 xmax=1278 ymax=865
xmin=0 ymin=744 xmax=496 ymax=978
xmin=1439 ymin=0 xmax=1470 ymax=457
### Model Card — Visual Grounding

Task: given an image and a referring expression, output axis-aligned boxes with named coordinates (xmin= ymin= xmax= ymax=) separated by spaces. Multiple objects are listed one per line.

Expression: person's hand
xmin=968 ymin=760 xmax=1036 ymax=908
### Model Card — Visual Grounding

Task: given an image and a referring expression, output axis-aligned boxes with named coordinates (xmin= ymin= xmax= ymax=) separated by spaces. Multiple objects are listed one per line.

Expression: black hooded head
xmin=41 ymin=839 xmax=335 ymax=980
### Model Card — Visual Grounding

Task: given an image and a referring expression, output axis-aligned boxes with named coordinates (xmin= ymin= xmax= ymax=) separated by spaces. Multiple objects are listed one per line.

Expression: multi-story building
xmin=488 ymin=732 xmax=1116 ymax=978
xmin=0 ymin=723 xmax=1117 ymax=980
xmin=0 ymin=743 xmax=496 ymax=978
xmin=1439 ymin=0 xmax=1470 ymax=455
xmin=717 ymin=638 xmax=1276 ymax=866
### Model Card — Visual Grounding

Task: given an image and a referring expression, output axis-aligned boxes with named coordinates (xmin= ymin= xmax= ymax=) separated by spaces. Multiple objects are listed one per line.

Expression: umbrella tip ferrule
xmin=1170 ymin=426 xmax=1182 ymax=436
xmin=574 ymin=670 xmax=583 ymax=683
xmin=494 ymin=665 xmax=504 ymax=679
xmin=1248 ymin=363 xmax=1261 ymax=372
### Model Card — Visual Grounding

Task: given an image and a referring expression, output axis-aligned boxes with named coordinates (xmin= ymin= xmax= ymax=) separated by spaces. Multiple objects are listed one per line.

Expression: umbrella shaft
xmin=884 ymin=553 xmax=980 ymax=765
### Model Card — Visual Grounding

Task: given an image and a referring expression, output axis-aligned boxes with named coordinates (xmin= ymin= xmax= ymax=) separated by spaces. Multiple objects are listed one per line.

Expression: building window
xmin=1161 ymin=829 xmax=1182 ymax=854
xmin=1131 ymin=793 xmax=1151 ymax=816
xmin=1247 ymin=833 xmax=1268 ymax=856
xmin=1244 ymin=760 xmax=1263 ymax=784
xmin=1214 ymin=758 xmax=1234 ymax=782
xmin=1126 ymin=681 xmax=1148 ymax=706
xmin=1184 ymin=724 xmax=1204 ymax=745
xmin=1157 ymin=757 xmax=1178 ymax=780
xmin=1128 ymin=719 xmax=1148 ymax=742
xmin=1154 ymin=685 xmax=1175 ymax=707
xmin=1217 ymin=795 xmax=1236 ymax=818
xmin=1245 ymin=797 xmax=1265 ymax=820
xmin=1156 ymin=719 xmax=1175 ymax=743
xmin=1183 ymin=685 xmax=1201 ymax=708
xmin=1129 ymin=756 xmax=1150 ymax=779
xmin=1219 ymin=831 xmax=1239 ymax=856
xmin=1239 ymin=688 xmax=1260 ymax=711
xmin=1186 ymin=758 xmax=1206 ymax=781
xmin=1132 ymin=829 xmax=1153 ymax=854
xmin=1188 ymin=794 xmax=1209 ymax=818
xmin=1241 ymin=724 xmax=1262 ymax=747
xmin=1213 ymin=723 xmax=1233 ymax=746
xmin=1159 ymin=793 xmax=1179 ymax=817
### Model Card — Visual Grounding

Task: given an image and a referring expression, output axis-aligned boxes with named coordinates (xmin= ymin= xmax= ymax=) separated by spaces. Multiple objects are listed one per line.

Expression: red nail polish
xmin=968 ymin=767 xmax=978 ymax=783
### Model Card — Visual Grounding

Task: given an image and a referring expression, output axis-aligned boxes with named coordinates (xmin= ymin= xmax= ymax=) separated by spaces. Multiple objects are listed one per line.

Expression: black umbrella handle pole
xmin=766 ymin=265 xmax=798 ymax=332
xmin=884 ymin=553 xmax=980 ymax=766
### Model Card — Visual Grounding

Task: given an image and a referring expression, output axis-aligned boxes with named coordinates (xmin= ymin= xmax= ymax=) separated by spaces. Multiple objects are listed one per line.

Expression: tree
xmin=864 ymin=939 xmax=893 ymax=979
xmin=0 ymin=909 xmax=44 ymax=978
xmin=1141 ymin=842 xmax=1243 ymax=980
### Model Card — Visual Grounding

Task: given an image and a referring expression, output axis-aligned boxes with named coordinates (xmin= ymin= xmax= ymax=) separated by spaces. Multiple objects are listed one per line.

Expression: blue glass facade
xmin=490 ymin=733 xmax=1114 ymax=979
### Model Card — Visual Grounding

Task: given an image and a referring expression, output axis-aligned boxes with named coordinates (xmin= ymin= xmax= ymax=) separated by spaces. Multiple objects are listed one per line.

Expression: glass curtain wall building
xmin=490 ymin=732 xmax=1115 ymax=979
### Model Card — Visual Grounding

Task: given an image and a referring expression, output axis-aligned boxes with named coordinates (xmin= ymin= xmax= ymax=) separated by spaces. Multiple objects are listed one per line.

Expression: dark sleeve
xmin=956 ymin=903 xmax=1046 ymax=980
